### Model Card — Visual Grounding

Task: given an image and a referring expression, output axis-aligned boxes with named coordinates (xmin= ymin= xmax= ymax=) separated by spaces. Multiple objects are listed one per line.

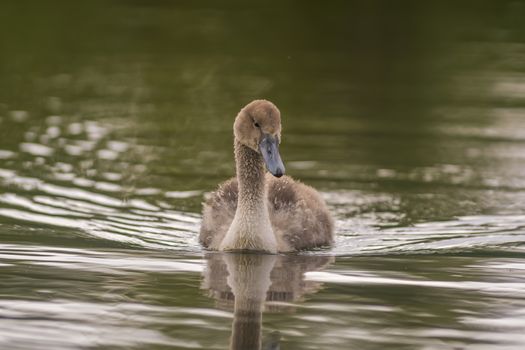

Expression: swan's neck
xmin=219 ymin=140 xmax=277 ymax=253
xmin=235 ymin=140 xmax=265 ymax=205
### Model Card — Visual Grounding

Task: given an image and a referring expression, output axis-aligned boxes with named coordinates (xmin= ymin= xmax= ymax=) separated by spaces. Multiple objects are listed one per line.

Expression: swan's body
xmin=199 ymin=100 xmax=333 ymax=253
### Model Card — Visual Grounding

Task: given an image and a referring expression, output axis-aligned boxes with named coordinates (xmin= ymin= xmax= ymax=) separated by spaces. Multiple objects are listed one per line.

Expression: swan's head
xmin=234 ymin=100 xmax=285 ymax=177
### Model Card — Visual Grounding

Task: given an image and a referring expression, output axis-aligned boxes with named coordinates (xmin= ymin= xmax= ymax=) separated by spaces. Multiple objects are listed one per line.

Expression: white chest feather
xmin=219 ymin=201 xmax=278 ymax=253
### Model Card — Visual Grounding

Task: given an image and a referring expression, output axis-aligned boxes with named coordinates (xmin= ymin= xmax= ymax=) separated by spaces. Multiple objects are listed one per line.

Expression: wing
xmin=267 ymin=175 xmax=334 ymax=251
xmin=199 ymin=178 xmax=238 ymax=249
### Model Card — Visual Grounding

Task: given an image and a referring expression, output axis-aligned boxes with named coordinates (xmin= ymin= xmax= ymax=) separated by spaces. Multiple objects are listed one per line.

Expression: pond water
xmin=2 ymin=1 xmax=525 ymax=349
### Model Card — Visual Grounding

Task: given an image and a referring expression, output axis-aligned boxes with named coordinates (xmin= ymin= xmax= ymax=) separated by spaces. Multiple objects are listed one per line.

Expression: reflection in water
xmin=202 ymin=253 xmax=332 ymax=350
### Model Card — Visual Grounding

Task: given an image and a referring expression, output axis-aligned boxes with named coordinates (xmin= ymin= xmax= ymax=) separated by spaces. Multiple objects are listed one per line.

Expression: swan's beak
xmin=259 ymin=134 xmax=285 ymax=178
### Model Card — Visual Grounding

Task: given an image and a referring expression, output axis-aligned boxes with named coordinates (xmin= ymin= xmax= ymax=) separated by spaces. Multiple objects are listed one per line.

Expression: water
xmin=1 ymin=1 xmax=525 ymax=349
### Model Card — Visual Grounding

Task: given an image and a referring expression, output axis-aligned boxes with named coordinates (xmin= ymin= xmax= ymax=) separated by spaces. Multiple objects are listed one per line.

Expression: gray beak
xmin=259 ymin=134 xmax=285 ymax=178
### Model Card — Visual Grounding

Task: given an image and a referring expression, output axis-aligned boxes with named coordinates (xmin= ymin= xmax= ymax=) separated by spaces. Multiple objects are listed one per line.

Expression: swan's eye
xmin=254 ymin=122 xmax=260 ymax=128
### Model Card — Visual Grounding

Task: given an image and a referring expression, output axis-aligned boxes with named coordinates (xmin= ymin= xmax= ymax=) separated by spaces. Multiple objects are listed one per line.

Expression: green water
xmin=2 ymin=1 xmax=525 ymax=349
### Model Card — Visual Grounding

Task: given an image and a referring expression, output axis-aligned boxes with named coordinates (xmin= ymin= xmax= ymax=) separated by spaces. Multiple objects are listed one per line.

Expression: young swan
xmin=199 ymin=100 xmax=334 ymax=253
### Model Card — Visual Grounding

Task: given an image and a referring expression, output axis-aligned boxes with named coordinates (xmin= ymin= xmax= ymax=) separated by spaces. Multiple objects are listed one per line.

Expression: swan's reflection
xmin=202 ymin=253 xmax=333 ymax=350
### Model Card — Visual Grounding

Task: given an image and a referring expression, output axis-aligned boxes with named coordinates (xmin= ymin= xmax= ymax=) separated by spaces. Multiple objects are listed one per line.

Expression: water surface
xmin=1 ymin=1 xmax=525 ymax=349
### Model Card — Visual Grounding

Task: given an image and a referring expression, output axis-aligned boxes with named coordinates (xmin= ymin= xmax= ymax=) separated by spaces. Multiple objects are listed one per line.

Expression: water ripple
xmin=0 ymin=244 xmax=204 ymax=273
xmin=0 ymin=300 xmax=211 ymax=349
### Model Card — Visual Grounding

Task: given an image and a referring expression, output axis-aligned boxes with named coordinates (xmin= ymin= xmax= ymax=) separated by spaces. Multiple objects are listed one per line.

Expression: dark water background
xmin=2 ymin=1 xmax=525 ymax=349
